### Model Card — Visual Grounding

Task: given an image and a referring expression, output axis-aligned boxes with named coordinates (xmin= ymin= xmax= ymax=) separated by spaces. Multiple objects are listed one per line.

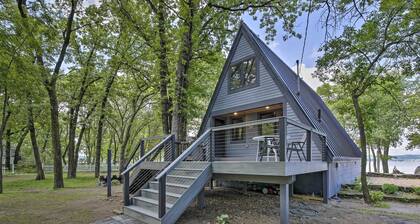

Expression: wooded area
xmin=0 ymin=0 xmax=418 ymax=205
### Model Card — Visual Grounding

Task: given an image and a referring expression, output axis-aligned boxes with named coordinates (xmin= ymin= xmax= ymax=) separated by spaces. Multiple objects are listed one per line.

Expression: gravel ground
xmin=177 ymin=188 xmax=420 ymax=224
xmin=368 ymin=176 xmax=420 ymax=187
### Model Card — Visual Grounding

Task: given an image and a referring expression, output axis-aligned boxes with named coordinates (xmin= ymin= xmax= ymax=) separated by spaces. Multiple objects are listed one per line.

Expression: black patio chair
xmin=286 ymin=134 xmax=307 ymax=161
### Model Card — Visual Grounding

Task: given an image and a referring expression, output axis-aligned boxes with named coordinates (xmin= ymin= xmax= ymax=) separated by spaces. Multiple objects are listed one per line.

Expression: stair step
xmin=171 ymin=168 xmax=204 ymax=177
xmin=167 ymin=175 xmax=197 ymax=185
xmin=123 ymin=205 xmax=160 ymax=224
xmin=141 ymin=188 xmax=181 ymax=204
xmin=176 ymin=161 xmax=209 ymax=169
xmin=149 ymin=181 xmax=190 ymax=194
xmin=133 ymin=196 xmax=173 ymax=212
xmin=174 ymin=167 xmax=205 ymax=171
xmin=167 ymin=174 xmax=196 ymax=179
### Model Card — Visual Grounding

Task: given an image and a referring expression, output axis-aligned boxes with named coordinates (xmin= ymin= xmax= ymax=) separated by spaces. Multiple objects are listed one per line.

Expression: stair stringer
xmin=161 ymin=164 xmax=212 ymax=224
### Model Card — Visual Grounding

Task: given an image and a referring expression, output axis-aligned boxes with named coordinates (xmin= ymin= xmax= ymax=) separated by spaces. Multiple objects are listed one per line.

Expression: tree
xmin=0 ymin=88 xmax=11 ymax=193
xmin=15 ymin=0 xmax=80 ymax=188
xmin=316 ymin=0 xmax=418 ymax=203
xmin=318 ymin=78 xmax=408 ymax=174
xmin=27 ymin=96 xmax=45 ymax=180
xmin=406 ymin=75 xmax=420 ymax=150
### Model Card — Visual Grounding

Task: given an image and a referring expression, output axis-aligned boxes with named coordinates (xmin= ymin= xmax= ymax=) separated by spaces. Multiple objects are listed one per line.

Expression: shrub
xmin=216 ymin=214 xmax=230 ymax=224
xmin=370 ymin=191 xmax=384 ymax=203
xmin=415 ymin=187 xmax=420 ymax=196
xmin=354 ymin=183 xmax=362 ymax=192
xmin=382 ymin=184 xmax=399 ymax=194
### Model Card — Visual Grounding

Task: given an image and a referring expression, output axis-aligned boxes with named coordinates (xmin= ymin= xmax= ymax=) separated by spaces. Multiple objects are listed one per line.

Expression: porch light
xmin=265 ymin=106 xmax=270 ymax=110
xmin=233 ymin=112 xmax=238 ymax=116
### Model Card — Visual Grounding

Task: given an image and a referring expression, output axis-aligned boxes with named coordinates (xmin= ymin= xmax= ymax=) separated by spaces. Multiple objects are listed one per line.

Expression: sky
xmin=242 ymin=11 xmax=326 ymax=90
xmin=240 ymin=13 xmax=417 ymax=156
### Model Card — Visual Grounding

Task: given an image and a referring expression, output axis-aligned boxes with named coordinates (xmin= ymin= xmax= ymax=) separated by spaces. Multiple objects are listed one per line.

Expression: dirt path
xmin=368 ymin=176 xmax=420 ymax=187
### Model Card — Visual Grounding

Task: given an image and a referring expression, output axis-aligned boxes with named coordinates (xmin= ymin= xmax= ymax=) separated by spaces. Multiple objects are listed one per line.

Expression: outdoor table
xmin=252 ymin=135 xmax=279 ymax=162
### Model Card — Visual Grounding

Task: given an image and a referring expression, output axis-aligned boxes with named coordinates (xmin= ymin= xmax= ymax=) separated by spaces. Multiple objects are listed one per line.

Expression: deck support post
xmin=322 ymin=170 xmax=329 ymax=204
xmin=171 ymin=135 xmax=176 ymax=161
xmin=279 ymin=183 xmax=289 ymax=224
xmin=158 ymin=174 xmax=167 ymax=218
xmin=278 ymin=117 xmax=287 ymax=162
xmin=123 ymin=172 xmax=130 ymax=206
xmin=107 ymin=149 xmax=112 ymax=197
xmin=288 ymin=183 xmax=293 ymax=197
xmin=306 ymin=130 xmax=312 ymax=161
xmin=140 ymin=140 xmax=145 ymax=158
xmin=197 ymin=187 xmax=205 ymax=209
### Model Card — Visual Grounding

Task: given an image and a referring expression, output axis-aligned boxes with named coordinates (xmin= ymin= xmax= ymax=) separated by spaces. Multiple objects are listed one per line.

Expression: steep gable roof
xmin=199 ymin=22 xmax=361 ymax=158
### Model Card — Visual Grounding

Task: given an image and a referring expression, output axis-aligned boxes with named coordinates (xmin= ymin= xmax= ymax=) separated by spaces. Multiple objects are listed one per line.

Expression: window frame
xmin=227 ymin=55 xmax=260 ymax=94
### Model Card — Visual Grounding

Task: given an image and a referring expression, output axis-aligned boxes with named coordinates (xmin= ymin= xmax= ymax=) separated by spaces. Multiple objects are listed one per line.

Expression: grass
xmin=3 ymin=173 xmax=97 ymax=191
xmin=373 ymin=202 xmax=390 ymax=208
xmin=0 ymin=173 xmax=120 ymax=224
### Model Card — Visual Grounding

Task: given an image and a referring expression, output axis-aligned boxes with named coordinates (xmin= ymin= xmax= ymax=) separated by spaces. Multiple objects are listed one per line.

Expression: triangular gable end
xmin=199 ymin=23 xmax=315 ymax=139
xmin=211 ymin=35 xmax=285 ymax=113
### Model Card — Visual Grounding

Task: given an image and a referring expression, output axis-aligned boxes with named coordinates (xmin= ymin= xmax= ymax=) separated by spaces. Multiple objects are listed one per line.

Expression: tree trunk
xmin=382 ymin=144 xmax=390 ymax=173
xmin=368 ymin=144 xmax=371 ymax=173
xmin=85 ymin=127 xmax=92 ymax=165
xmin=157 ymin=0 xmax=171 ymax=135
xmin=14 ymin=128 xmax=29 ymax=165
xmin=171 ymin=0 xmax=196 ymax=142
xmin=41 ymin=132 xmax=49 ymax=163
xmin=73 ymin=124 xmax=86 ymax=177
xmin=67 ymin=46 xmax=96 ymax=179
xmin=377 ymin=147 xmax=382 ymax=173
xmin=95 ymin=67 xmax=119 ymax=178
xmin=0 ymin=88 xmax=11 ymax=193
xmin=46 ymin=84 xmax=64 ymax=188
xmin=0 ymin=133 xmax=3 ymax=193
xmin=70 ymin=103 xmax=97 ymax=178
xmin=370 ymin=145 xmax=377 ymax=172
xmin=119 ymin=114 xmax=135 ymax=173
xmin=112 ymin=134 xmax=118 ymax=165
xmin=67 ymin=107 xmax=77 ymax=178
xmin=352 ymin=95 xmax=371 ymax=203
xmin=27 ymin=97 xmax=45 ymax=180
xmin=5 ymin=129 xmax=11 ymax=170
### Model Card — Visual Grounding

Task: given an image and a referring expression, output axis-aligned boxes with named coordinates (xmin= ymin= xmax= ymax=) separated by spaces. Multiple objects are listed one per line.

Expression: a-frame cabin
xmin=121 ymin=22 xmax=361 ymax=224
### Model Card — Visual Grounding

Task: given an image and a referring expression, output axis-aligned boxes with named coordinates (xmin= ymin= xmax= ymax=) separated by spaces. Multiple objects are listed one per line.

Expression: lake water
xmin=368 ymin=159 xmax=420 ymax=174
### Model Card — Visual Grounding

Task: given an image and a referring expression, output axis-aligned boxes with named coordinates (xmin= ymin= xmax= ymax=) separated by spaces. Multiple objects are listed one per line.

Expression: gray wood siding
xmin=286 ymin=103 xmax=322 ymax=161
xmin=212 ymin=38 xmax=283 ymax=112
xmin=232 ymin=34 xmax=255 ymax=62
xmin=328 ymin=159 xmax=360 ymax=196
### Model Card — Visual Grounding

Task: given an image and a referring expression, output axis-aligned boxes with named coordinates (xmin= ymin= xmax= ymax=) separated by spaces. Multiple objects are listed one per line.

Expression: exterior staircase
xmin=122 ymin=130 xmax=212 ymax=224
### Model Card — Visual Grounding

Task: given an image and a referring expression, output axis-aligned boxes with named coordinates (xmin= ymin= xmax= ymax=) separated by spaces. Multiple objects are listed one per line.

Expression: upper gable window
xmin=229 ymin=57 xmax=258 ymax=93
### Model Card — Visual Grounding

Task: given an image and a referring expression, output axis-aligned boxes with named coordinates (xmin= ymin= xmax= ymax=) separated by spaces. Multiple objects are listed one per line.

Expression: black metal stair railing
xmin=122 ymin=134 xmax=175 ymax=206
xmin=155 ymin=129 xmax=212 ymax=218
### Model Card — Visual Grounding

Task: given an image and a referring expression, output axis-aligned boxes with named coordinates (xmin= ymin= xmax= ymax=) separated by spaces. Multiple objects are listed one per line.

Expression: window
xmin=258 ymin=111 xmax=281 ymax=135
xmin=231 ymin=117 xmax=245 ymax=142
xmin=229 ymin=57 xmax=257 ymax=92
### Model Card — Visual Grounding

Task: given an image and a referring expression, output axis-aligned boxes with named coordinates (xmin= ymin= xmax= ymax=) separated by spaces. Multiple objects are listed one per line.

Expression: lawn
xmin=0 ymin=173 xmax=122 ymax=224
